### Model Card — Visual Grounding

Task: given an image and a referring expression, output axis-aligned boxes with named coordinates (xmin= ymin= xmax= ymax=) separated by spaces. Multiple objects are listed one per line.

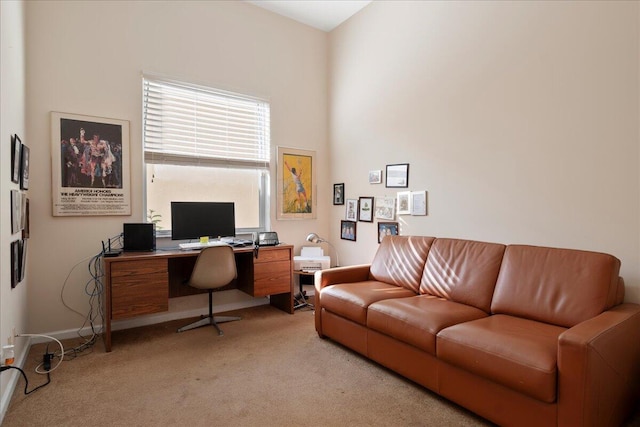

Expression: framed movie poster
xmin=277 ymin=146 xmax=316 ymax=220
xmin=51 ymin=112 xmax=130 ymax=216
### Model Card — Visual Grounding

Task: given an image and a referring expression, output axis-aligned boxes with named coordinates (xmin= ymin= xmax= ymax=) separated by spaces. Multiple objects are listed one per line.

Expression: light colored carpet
xmin=3 ymin=305 xmax=639 ymax=426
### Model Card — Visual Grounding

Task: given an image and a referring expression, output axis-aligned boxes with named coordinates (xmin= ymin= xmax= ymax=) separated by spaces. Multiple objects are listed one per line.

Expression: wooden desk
xmin=103 ymin=244 xmax=294 ymax=352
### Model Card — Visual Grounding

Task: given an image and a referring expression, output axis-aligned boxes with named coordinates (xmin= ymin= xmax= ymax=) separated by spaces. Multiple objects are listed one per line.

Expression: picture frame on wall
xmin=345 ymin=198 xmax=358 ymax=221
xmin=378 ymin=222 xmax=399 ymax=243
xmin=341 ymin=220 xmax=357 ymax=241
xmin=411 ymin=190 xmax=428 ymax=216
xmin=20 ymin=144 xmax=30 ymax=190
xmin=374 ymin=197 xmax=396 ymax=220
xmin=19 ymin=239 xmax=27 ymax=282
xmin=51 ymin=111 xmax=131 ymax=216
xmin=277 ymin=146 xmax=316 ymax=220
xmin=11 ymin=240 xmax=20 ymax=289
xmin=11 ymin=134 xmax=22 ymax=184
xmin=358 ymin=196 xmax=374 ymax=222
xmin=386 ymin=163 xmax=409 ymax=188
xmin=10 ymin=190 xmax=21 ymax=234
xmin=333 ymin=183 xmax=345 ymax=205
xmin=369 ymin=170 xmax=382 ymax=184
xmin=397 ymin=191 xmax=411 ymax=215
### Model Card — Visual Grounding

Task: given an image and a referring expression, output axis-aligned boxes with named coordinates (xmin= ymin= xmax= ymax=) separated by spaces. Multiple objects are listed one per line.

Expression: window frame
xmin=142 ymin=75 xmax=271 ymax=237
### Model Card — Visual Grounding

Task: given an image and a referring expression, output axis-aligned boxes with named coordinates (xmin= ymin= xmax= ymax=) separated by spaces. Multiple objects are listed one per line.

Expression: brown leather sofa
xmin=314 ymin=236 xmax=640 ymax=427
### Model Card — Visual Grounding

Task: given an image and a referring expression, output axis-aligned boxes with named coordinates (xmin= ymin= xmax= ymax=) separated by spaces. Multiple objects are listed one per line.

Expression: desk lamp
xmin=306 ymin=233 xmax=340 ymax=267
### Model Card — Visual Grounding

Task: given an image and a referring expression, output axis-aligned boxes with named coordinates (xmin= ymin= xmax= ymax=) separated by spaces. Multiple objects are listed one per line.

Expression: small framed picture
xmin=369 ymin=170 xmax=382 ymax=184
xmin=11 ymin=135 xmax=22 ymax=184
xmin=333 ymin=183 xmax=345 ymax=205
xmin=11 ymin=190 xmax=21 ymax=234
xmin=20 ymin=144 xmax=30 ymax=190
xmin=411 ymin=191 xmax=428 ymax=216
xmin=386 ymin=163 xmax=409 ymax=188
xmin=11 ymin=240 xmax=20 ymax=288
xmin=341 ymin=220 xmax=357 ymax=241
xmin=378 ymin=222 xmax=399 ymax=243
xmin=374 ymin=197 xmax=396 ymax=220
xmin=358 ymin=196 xmax=374 ymax=222
xmin=19 ymin=239 xmax=27 ymax=282
xmin=345 ymin=198 xmax=358 ymax=221
xmin=397 ymin=191 xmax=411 ymax=215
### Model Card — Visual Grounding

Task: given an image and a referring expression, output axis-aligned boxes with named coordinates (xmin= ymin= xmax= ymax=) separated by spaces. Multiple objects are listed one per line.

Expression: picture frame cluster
xmin=335 ymin=162 xmax=427 ymax=244
xmin=10 ymin=133 xmax=30 ymax=289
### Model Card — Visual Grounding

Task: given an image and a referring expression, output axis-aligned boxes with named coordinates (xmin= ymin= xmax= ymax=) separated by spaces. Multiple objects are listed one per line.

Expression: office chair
xmin=177 ymin=245 xmax=241 ymax=336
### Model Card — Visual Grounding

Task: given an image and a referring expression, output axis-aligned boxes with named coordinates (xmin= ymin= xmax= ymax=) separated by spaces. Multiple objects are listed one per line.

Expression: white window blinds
xmin=143 ymin=76 xmax=270 ymax=168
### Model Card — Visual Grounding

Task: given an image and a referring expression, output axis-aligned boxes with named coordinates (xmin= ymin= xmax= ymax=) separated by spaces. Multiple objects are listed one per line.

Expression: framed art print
xmin=345 ymin=198 xmax=358 ymax=221
xmin=411 ymin=191 xmax=428 ymax=216
xmin=11 ymin=240 xmax=20 ymax=288
xmin=341 ymin=220 xmax=357 ymax=241
xmin=20 ymin=144 xmax=29 ymax=190
xmin=369 ymin=170 xmax=382 ymax=184
xmin=397 ymin=191 xmax=411 ymax=215
xmin=51 ymin=111 xmax=131 ymax=216
xmin=11 ymin=135 xmax=21 ymax=184
xmin=358 ymin=196 xmax=374 ymax=222
xmin=333 ymin=183 xmax=344 ymax=205
xmin=374 ymin=197 xmax=396 ymax=220
xmin=378 ymin=222 xmax=399 ymax=243
xmin=277 ymin=146 xmax=316 ymax=219
xmin=386 ymin=163 xmax=409 ymax=188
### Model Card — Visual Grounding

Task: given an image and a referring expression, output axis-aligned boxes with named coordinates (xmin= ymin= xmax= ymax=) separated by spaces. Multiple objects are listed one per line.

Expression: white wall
xmin=328 ymin=1 xmax=640 ymax=303
xmin=24 ymin=0 xmax=329 ymax=334
xmin=1 ymin=0 xmax=29 ymax=419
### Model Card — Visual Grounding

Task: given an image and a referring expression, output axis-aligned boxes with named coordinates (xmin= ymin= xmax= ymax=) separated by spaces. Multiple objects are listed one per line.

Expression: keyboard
xmin=178 ymin=241 xmax=230 ymax=250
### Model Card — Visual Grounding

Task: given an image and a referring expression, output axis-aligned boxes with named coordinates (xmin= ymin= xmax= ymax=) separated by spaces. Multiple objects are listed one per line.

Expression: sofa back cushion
xmin=491 ymin=245 xmax=621 ymax=327
xmin=370 ymin=235 xmax=435 ymax=293
xmin=420 ymin=238 xmax=506 ymax=313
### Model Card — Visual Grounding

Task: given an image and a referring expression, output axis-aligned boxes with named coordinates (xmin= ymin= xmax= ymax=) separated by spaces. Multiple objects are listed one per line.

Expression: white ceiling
xmin=245 ymin=0 xmax=372 ymax=32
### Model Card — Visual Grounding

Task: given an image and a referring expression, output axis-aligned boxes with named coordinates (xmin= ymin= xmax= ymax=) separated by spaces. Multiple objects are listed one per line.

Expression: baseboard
xmin=24 ymin=296 xmax=270 ymax=344
xmin=0 ymin=336 xmax=32 ymax=425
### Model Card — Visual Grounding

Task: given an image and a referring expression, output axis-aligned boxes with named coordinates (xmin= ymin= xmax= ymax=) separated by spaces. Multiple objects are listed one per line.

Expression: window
xmin=142 ymin=76 xmax=270 ymax=236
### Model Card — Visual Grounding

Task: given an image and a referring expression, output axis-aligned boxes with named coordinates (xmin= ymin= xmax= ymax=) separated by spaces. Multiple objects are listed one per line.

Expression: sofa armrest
xmin=558 ymin=303 xmax=640 ymax=426
xmin=313 ymin=264 xmax=371 ymax=337
xmin=314 ymin=264 xmax=372 ymax=292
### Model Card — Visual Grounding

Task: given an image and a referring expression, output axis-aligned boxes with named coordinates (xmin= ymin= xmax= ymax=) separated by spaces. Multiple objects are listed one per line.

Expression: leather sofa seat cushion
xmin=420 ymin=238 xmax=505 ymax=313
xmin=370 ymin=236 xmax=435 ymax=293
xmin=492 ymin=245 xmax=621 ymax=327
xmin=437 ymin=315 xmax=567 ymax=403
xmin=320 ymin=281 xmax=416 ymax=325
xmin=367 ymin=295 xmax=488 ymax=354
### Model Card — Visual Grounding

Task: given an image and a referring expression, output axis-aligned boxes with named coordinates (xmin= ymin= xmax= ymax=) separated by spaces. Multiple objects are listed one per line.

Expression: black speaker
xmin=123 ymin=223 xmax=156 ymax=252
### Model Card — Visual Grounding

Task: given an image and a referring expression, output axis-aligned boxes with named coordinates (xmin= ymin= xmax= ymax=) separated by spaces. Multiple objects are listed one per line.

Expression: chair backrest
xmin=188 ymin=246 xmax=238 ymax=290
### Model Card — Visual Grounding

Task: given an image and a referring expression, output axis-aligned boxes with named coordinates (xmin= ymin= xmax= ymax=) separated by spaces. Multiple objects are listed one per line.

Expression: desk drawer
xmin=253 ymin=260 xmax=291 ymax=296
xmin=111 ymin=259 xmax=168 ymax=320
xmin=255 ymin=248 xmax=290 ymax=263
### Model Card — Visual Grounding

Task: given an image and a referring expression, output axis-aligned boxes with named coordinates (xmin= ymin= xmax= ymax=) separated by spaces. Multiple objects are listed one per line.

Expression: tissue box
xmin=294 ymin=256 xmax=330 ymax=272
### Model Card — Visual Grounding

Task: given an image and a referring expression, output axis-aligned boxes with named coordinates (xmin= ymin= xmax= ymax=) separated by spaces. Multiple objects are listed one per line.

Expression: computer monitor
xmin=170 ymin=201 xmax=236 ymax=241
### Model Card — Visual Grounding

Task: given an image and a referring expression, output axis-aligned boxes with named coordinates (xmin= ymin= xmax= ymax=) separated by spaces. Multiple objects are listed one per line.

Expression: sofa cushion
xmin=367 ymin=295 xmax=488 ymax=354
xmin=491 ymin=245 xmax=621 ymax=327
xmin=437 ymin=314 xmax=567 ymax=403
xmin=320 ymin=281 xmax=416 ymax=325
xmin=420 ymin=238 xmax=505 ymax=313
xmin=369 ymin=236 xmax=435 ymax=293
